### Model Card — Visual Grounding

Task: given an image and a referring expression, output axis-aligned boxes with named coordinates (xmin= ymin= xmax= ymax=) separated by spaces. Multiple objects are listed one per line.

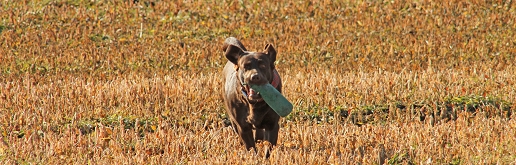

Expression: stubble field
xmin=1 ymin=0 xmax=516 ymax=164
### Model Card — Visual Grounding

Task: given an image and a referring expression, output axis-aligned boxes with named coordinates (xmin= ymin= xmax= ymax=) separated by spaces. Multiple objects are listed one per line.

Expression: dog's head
xmin=225 ymin=43 xmax=277 ymax=101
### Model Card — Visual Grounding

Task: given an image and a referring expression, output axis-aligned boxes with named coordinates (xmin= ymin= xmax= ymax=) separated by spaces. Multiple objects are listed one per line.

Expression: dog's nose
xmin=251 ymin=74 xmax=261 ymax=82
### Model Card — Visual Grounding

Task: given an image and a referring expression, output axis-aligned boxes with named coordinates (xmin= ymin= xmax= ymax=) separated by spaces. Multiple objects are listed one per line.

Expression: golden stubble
xmin=1 ymin=0 xmax=515 ymax=164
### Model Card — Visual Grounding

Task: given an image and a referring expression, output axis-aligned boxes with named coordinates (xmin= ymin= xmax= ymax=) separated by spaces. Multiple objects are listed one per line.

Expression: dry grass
xmin=1 ymin=0 xmax=516 ymax=164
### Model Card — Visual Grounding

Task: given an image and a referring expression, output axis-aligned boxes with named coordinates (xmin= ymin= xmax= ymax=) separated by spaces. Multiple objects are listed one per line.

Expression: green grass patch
xmin=288 ymin=95 xmax=513 ymax=125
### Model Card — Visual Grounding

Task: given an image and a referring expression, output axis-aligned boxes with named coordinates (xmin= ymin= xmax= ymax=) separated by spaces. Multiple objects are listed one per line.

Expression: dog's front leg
xmin=237 ymin=124 xmax=256 ymax=150
xmin=265 ymin=123 xmax=279 ymax=145
xmin=264 ymin=123 xmax=279 ymax=158
xmin=254 ymin=129 xmax=265 ymax=142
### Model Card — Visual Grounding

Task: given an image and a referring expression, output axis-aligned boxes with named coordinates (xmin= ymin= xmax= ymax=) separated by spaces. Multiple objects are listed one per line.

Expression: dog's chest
xmin=245 ymin=103 xmax=271 ymax=128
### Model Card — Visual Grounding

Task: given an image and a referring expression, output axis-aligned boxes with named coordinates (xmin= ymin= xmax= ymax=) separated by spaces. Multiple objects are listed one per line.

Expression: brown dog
xmin=222 ymin=37 xmax=281 ymax=158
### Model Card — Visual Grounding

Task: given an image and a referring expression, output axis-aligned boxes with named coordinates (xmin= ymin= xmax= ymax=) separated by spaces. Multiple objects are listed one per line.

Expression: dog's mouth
xmin=244 ymin=85 xmax=262 ymax=100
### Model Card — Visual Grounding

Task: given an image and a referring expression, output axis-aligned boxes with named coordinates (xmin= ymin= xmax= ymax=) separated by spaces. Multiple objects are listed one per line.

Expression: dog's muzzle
xmin=241 ymin=85 xmax=263 ymax=101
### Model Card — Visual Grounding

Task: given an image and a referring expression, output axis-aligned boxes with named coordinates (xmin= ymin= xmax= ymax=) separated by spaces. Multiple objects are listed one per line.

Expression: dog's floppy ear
xmin=264 ymin=44 xmax=277 ymax=65
xmin=225 ymin=45 xmax=244 ymax=65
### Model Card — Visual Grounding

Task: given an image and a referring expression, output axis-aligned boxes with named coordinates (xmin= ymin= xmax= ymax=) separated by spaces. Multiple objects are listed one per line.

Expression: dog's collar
xmin=235 ymin=65 xmax=280 ymax=103
xmin=270 ymin=69 xmax=280 ymax=88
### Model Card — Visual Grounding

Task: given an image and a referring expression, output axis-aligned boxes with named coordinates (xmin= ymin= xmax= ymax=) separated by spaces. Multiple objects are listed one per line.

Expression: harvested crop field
xmin=1 ymin=0 xmax=516 ymax=164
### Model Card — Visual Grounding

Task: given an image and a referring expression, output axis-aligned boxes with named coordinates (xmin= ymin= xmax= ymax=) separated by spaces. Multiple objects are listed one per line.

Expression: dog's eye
xmin=243 ymin=63 xmax=251 ymax=70
xmin=257 ymin=60 xmax=266 ymax=69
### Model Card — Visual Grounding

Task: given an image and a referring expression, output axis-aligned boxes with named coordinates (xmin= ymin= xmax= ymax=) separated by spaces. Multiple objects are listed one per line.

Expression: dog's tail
xmin=222 ymin=37 xmax=247 ymax=52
